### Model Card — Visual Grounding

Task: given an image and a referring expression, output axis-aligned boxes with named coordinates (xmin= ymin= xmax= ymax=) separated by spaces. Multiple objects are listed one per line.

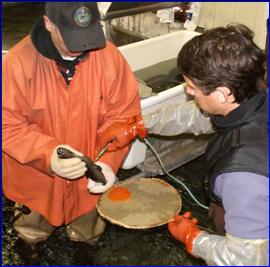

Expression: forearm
xmin=2 ymin=117 xmax=58 ymax=175
xmin=192 ymin=232 xmax=268 ymax=266
xmin=97 ymin=145 xmax=130 ymax=174
xmin=2 ymin=62 xmax=59 ymax=175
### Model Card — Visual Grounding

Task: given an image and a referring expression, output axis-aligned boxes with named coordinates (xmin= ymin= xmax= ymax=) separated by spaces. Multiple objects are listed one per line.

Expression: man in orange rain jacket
xmin=2 ymin=2 xmax=144 ymax=264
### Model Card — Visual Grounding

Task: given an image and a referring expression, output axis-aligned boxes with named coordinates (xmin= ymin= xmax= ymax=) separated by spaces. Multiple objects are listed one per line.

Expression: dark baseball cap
xmin=45 ymin=2 xmax=106 ymax=51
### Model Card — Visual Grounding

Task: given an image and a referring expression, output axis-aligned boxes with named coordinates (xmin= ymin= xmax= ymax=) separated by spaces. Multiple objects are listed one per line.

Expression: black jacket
xmin=204 ymin=91 xmax=268 ymax=206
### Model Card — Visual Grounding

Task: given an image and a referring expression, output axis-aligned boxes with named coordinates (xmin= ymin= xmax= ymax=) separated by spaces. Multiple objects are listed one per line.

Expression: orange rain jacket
xmin=2 ymin=36 xmax=141 ymax=226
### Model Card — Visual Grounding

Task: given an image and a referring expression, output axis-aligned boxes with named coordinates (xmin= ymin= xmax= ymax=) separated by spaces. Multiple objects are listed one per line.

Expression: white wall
xmin=198 ymin=2 xmax=269 ymax=49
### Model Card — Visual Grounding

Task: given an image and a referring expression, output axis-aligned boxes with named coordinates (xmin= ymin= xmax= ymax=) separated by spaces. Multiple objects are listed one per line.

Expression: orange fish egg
xmin=108 ymin=186 xmax=132 ymax=201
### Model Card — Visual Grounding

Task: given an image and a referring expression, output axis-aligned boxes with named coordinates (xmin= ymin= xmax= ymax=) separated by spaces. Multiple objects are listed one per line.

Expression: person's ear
xmin=216 ymin=87 xmax=232 ymax=103
xmin=44 ymin=15 xmax=53 ymax=32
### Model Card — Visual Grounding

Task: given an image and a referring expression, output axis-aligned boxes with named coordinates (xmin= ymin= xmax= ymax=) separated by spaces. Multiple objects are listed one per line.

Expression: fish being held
xmin=57 ymin=147 xmax=107 ymax=184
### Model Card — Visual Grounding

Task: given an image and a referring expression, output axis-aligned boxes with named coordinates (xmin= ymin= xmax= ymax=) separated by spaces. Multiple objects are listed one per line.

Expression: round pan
xmin=97 ymin=177 xmax=181 ymax=229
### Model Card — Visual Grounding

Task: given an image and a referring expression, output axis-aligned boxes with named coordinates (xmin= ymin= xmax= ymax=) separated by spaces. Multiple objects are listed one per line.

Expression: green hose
xmin=142 ymin=137 xmax=209 ymax=210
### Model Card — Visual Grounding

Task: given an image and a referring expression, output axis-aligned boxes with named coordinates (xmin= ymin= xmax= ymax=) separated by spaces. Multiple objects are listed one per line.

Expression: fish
xmin=57 ymin=147 xmax=107 ymax=184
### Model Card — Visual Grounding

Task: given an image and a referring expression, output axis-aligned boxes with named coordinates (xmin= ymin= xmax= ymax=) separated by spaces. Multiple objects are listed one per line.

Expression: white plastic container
xmin=118 ymin=30 xmax=199 ymax=169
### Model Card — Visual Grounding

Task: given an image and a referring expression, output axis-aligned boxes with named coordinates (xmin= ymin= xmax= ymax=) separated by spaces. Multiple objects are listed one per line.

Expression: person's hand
xmin=97 ymin=114 xmax=148 ymax=152
xmin=87 ymin=161 xmax=116 ymax=193
xmin=168 ymin=211 xmax=201 ymax=254
xmin=50 ymin=145 xmax=87 ymax=179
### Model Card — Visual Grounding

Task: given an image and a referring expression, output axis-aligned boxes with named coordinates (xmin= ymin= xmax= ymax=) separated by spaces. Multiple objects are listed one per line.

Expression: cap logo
xmin=74 ymin=7 xmax=91 ymax=27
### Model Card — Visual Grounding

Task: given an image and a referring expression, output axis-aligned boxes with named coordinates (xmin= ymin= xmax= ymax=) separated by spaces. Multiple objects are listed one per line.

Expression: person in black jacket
xmin=168 ymin=24 xmax=268 ymax=265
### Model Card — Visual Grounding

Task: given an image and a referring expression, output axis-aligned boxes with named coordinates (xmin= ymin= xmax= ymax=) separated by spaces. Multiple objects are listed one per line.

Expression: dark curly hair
xmin=177 ymin=24 xmax=266 ymax=103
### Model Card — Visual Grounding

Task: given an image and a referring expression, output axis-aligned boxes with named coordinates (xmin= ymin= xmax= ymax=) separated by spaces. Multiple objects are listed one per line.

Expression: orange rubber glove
xmin=97 ymin=114 xmax=148 ymax=152
xmin=168 ymin=211 xmax=201 ymax=254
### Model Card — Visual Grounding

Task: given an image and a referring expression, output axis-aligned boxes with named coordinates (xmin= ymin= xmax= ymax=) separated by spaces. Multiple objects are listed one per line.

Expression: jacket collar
xmin=211 ymin=91 xmax=266 ymax=131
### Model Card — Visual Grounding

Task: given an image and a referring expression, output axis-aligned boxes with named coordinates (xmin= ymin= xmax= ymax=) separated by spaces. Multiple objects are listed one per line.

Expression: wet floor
xmin=2 ymin=3 xmax=213 ymax=265
xmin=2 ymin=156 xmax=213 ymax=266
